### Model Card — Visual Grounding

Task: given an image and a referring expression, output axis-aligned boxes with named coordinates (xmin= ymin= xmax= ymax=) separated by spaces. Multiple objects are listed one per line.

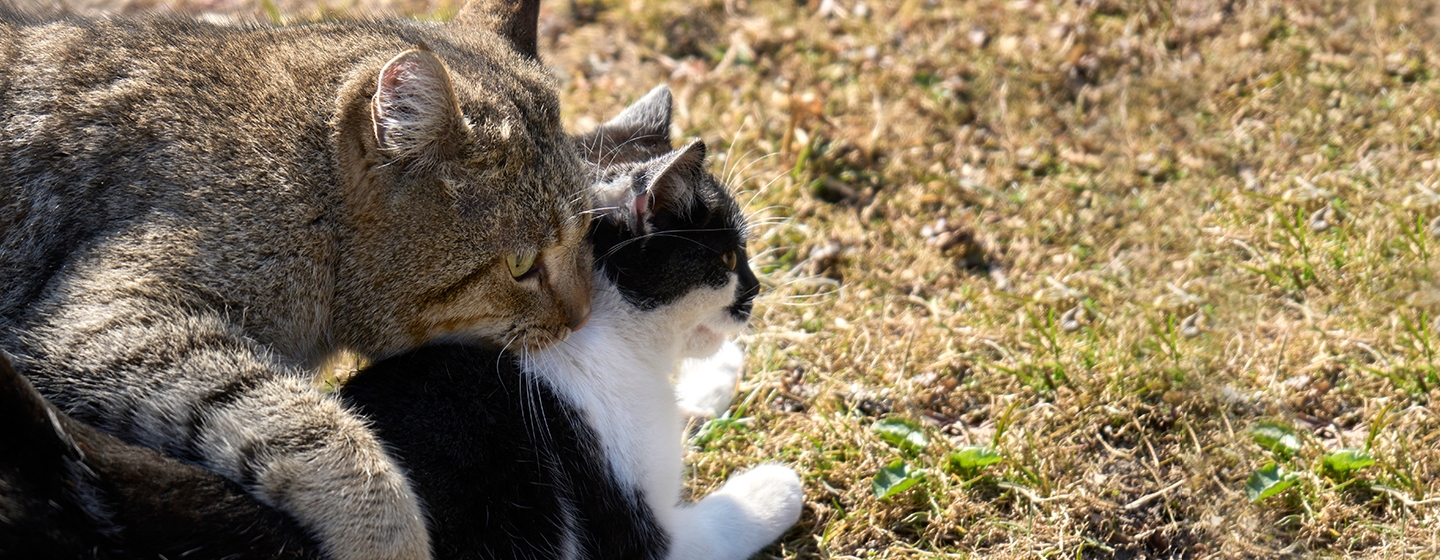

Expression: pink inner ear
xmin=632 ymin=193 xmax=650 ymax=222
xmin=381 ymin=62 xmax=406 ymax=89
xmin=373 ymin=61 xmax=417 ymax=148
xmin=377 ymin=60 xmax=415 ymax=107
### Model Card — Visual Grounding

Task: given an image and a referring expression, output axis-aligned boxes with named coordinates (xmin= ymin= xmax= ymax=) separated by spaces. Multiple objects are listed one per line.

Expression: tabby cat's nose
xmin=569 ymin=304 xmax=591 ymax=331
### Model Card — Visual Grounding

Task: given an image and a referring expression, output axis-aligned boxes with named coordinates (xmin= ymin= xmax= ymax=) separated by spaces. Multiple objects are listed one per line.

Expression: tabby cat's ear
xmin=579 ymin=85 xmax=674 ymax=164
xmin=453 ymin=0 xmax=540 ymax=60
xmin=371 ymin=47 xmax=469 ymax=163
xmin=600 ymin=85 xmax=672 ymax=143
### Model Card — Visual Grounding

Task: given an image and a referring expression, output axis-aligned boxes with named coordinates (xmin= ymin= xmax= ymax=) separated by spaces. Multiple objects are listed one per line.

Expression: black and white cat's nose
xmin=728 ymin=259 xmax=761 ymax=320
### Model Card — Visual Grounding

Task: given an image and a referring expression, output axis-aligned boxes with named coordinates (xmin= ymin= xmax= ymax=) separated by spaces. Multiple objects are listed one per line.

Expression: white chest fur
xmin=526 ymin=277 xmax=803 ymax=560
xmin=526 ymin=281 xmax=689 ymax=520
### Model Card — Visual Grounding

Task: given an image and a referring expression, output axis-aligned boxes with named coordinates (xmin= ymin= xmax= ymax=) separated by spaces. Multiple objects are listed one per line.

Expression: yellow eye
xmin=507 ymin=251 xmax=537 ymax=278
xmin=721 ymin=251 xmax=738 ymax=271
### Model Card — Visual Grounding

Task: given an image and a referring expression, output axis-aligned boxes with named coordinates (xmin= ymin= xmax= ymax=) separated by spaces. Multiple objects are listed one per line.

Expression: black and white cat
xmin=341 ymin=85 xmax=804 ymax=559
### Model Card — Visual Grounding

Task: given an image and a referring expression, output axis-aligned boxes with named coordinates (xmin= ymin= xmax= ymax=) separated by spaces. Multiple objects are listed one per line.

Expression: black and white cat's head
xmin=580 ymin=86 xmax=760 ymax=358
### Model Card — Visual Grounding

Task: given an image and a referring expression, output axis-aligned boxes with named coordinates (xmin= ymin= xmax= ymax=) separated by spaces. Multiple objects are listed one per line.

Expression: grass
xmin=51 ymin=0 xmax=1440 ymax=557
xmin=553 ymin=1 xmax=1440 ymax=557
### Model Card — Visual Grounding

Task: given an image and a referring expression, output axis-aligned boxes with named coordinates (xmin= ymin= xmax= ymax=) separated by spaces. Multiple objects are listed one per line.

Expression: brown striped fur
xmin=0 ymin=1 xmax=591 ymax=558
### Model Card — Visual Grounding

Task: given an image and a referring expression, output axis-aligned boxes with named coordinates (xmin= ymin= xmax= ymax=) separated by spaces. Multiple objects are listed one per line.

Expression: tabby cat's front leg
xmin=19 ymin=296 xmax=429 ymax=560
xmin=192 ymin=375 xmax=428 ymax=560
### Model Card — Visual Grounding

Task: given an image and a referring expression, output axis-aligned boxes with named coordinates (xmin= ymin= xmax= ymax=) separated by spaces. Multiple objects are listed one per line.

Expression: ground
xmin=34 ymin=0 xmax=1440 ymax=557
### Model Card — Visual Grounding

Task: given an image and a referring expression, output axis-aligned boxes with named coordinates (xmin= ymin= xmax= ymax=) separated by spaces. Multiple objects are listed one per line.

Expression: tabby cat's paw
xmin=675 ymin=339 xmax=744 ymax=420
xmin=261 ymin=444 xmax=431 ymax=560
xmin=213 ymin=382 xmax=433 ymax=560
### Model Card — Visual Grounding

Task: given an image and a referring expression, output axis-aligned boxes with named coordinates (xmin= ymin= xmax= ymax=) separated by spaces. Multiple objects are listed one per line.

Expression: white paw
xmin=675 ymin=339 xmax=744 ymax=420
xmin=670 ymin=464 xmax=804 ymax=560
xmin=712 ymin=464 xmax=804 ymax=531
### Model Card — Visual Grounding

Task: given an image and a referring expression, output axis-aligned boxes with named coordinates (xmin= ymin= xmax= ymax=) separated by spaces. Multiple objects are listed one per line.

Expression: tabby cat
xmin=0 ymin=1 xmax=592 ymax=558
xmin=342 ymin=85 xmax=805 ymax=559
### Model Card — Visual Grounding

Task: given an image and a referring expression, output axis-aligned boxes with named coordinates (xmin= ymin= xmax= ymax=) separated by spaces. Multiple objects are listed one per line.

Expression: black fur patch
xmin=341 ymin=343 xmax=669 ymax=560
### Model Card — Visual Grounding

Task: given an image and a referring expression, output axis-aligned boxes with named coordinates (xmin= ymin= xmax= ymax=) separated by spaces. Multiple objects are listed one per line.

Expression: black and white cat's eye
xmin=507 ymin=251 xmax=537 ymax=278
xmin=721 ymin=251 xmax=738 ymax=271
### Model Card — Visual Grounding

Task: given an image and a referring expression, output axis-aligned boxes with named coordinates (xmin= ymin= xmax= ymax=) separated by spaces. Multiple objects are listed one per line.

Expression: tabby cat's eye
xmin=507 ymin=251 xmax=537 ymax=278
xmin=721 ymin=251 xmax=738 ymax=271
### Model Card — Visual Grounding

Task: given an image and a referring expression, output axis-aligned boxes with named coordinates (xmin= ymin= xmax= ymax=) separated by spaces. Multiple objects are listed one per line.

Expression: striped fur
xmin=0 ymin=1 xmax=590 ymax=559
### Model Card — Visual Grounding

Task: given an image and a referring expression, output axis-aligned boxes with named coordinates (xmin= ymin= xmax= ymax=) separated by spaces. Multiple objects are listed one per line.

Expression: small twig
xmin=1229 ymin=238 xmax=1263 ymax=261
xmin=1183 ymin=420 xmax=1204 ymax=457
xmin=905 ymin=294 xmax=944 ymax=321
xmin=1131 ymin=527 xmax=1157 ymax=541
xmin=997 ymin=482 xmax=1071 ymax=503
xmin=1210 ymin=473 xmax=1242 ymax=498
xmin=1373 ymin=486 xmax=1440 ymax=507
xmin=979 ymin=338 xmax=1017 ymax=363
xmin=1141 ymin=433 xmax=1166 ymax=482
xmin=1123 ymin=479 xmax=1186 ymax=511
xmin=1095 ymin=433 xmax=1135 ymax=459
xmin=1220 ymin=409 xmax=1236 ymax=440
xmin=1352 ymin=341 xmax=1390 ymax=368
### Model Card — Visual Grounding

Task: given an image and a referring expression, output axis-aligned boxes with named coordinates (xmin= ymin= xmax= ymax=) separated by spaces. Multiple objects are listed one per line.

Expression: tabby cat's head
xmin=580 ymin=86 xmax=760 ymax=358
xmin=333 ymin=1 xmax=592 ymax=356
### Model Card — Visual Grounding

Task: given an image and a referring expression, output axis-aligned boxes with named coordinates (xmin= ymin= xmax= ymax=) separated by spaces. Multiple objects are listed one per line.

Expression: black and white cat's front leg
xmin=672 ymin=336 xmax=800 ymax=557
xmin=675 ymin=338 xmax=745 ymax=421
xmin=664 ymin=464 xmax=804 ymax=560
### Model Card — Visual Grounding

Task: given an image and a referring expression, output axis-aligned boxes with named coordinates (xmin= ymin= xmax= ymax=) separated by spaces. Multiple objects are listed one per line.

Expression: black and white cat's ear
xmin=647 ymin=139 xmax=705 ymax=216
xmin=591 ymin=176 xmax=652 ymax=235
xmin=371 ymin=47 xmax=469 ymax=162
xmin=453 ymin=0 xmax=540 ymax=60
xmin=579 ymin=85 xmax=674 ymax=164
xmin=591 ymin=140 xmax=705 ymax=235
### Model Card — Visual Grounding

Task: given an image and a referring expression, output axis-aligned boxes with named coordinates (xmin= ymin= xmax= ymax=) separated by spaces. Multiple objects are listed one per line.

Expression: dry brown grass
xmin=38 ymin=0 xmax=1440 ymax=557
xmin=549 ymin=1 xmax=1440 ymax=557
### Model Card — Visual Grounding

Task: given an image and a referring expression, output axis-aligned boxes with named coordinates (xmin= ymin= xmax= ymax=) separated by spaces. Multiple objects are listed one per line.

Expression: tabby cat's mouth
xmin=518 ymin=326 xmax=572 ymax=351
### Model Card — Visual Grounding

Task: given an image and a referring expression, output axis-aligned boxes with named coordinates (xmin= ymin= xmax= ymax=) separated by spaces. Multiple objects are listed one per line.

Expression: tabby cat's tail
xmin=0 ymin=352 xmax=320 ymax=559
xmin=0 ymin=351 xmax=107 ymax=558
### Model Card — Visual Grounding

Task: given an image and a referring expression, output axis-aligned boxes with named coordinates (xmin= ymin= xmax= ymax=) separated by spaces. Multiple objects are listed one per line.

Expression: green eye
xmin=721 ymin=251 xmax=738 ymax=271
xmin=507 ymin=251 xmax=537 ymax=278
